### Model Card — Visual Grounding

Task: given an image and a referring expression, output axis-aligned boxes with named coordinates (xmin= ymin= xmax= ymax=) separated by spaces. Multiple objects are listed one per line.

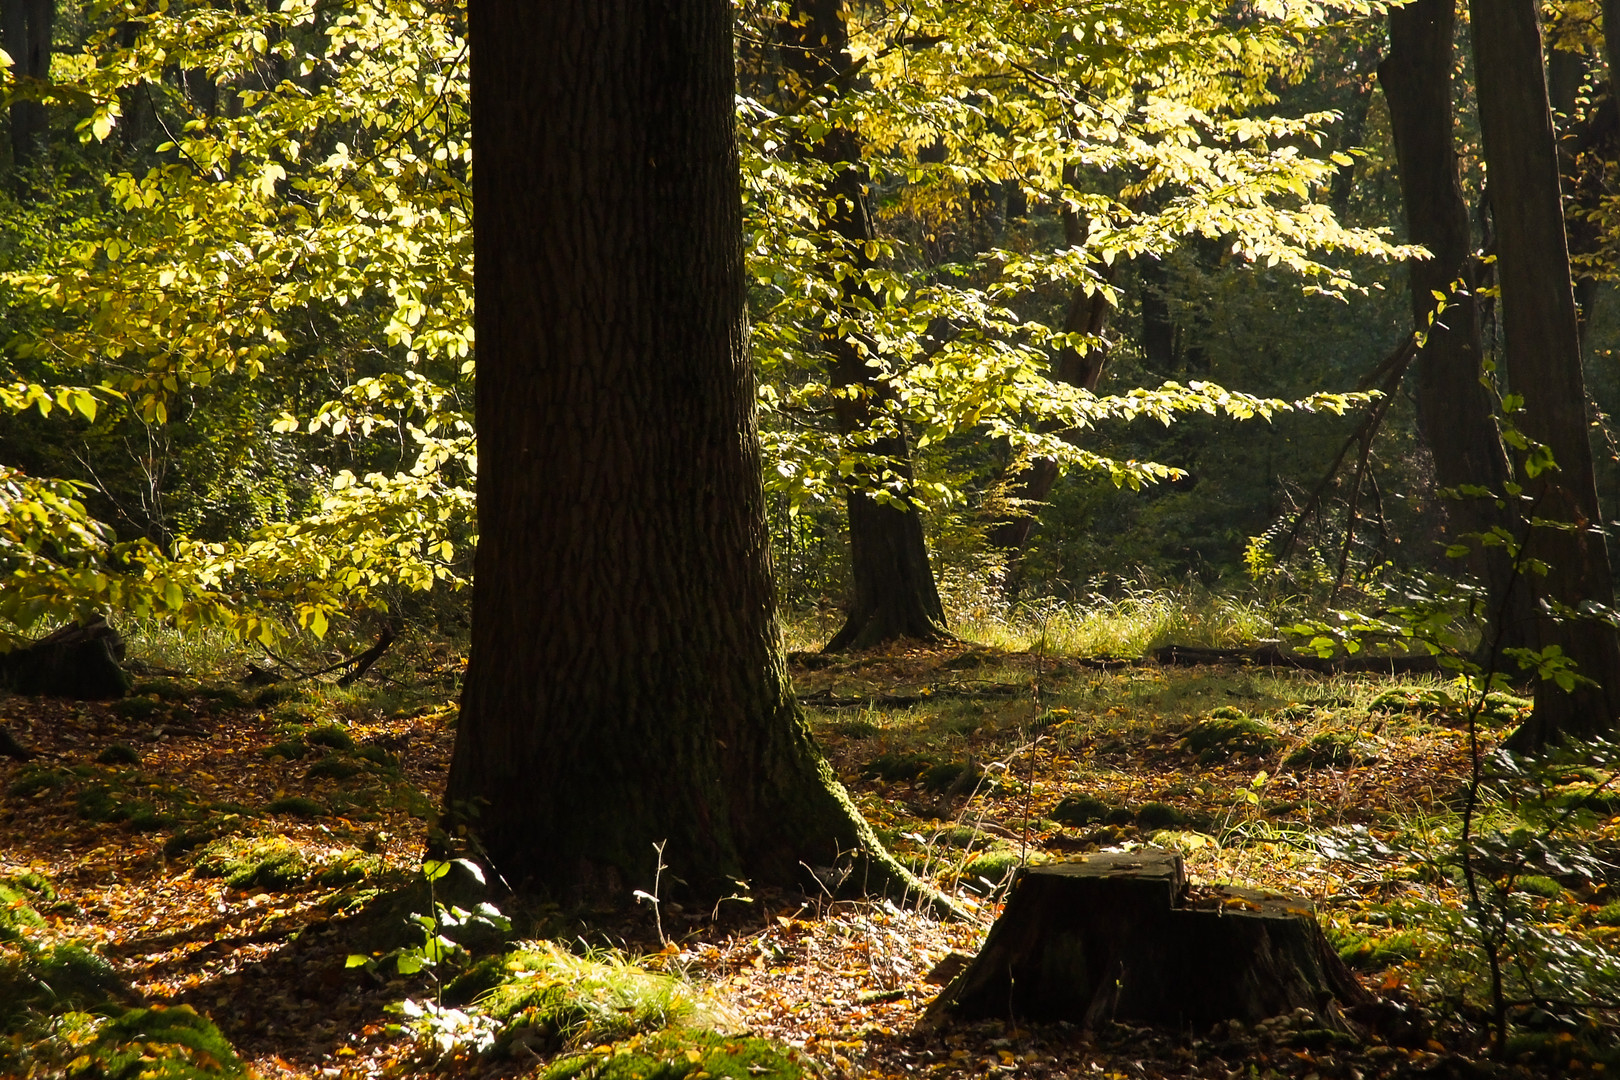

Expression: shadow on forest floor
xmin=2 ymin=635 xmax=1618 ymax=1078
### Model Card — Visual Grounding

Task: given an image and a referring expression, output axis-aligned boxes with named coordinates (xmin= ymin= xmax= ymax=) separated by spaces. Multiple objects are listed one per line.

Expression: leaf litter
xmin=1 ymin=638 xmax=1617 ymax=1078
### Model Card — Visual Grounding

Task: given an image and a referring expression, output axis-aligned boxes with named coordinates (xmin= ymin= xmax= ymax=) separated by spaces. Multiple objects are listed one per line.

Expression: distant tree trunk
xmin=1379 ymin=0 xmax=1534 ymax=656
xmin=781 ymin=0 xmax=949 ymax=653
xmin=448 ymin=0 xmax=928 ymax=903
xmin=2 ymin=0 xmax=55 ymax=171
xmin=987 ymin=166 xmax=1116 ymax=563
xmin=1468 ymin=0 xmax=1620 ymax=745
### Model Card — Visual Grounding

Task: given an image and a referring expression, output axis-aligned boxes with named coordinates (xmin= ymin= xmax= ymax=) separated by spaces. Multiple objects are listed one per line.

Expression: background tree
xmin=1469 ymin=0 xmax=1620 ymax=744
xmin=444 ymin=0 xmax=924 ymax=901
xmin=1380 ymin=0 xmax=1532 ymax=654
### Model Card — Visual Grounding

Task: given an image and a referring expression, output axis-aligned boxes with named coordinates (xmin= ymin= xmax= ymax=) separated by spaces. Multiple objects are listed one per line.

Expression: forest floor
xmin=2 ymin=634 xmax=1619 ymax=1079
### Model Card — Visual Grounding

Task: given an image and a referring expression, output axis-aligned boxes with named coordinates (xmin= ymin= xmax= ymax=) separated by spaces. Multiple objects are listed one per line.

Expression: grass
xmin=444 ymin=942 xmax=728 ymax=1054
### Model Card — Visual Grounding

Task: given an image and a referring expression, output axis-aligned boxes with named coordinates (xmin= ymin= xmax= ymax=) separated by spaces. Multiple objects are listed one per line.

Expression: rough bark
xmin=925 ymin=852 xmax=1369 ymax=1029
xmin=0 ymin=617 xmax=130 ymax=700
xmin=1379 ymin=0 xmax=1534 ymax=656
xmin=447 ymin=0 xmax=938 ymax=906
xmin=780 ymin=0 xmax=950 ymax=653
xmin=2 ymin=0 xmax=54 ymax=171
xmin=1469 ymin=0 xmax=1620 ymax=745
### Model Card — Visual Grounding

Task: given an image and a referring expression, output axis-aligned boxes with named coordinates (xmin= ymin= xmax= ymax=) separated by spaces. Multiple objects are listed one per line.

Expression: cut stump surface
xmin=925 ymin=850 xmax=1368 ymax=1030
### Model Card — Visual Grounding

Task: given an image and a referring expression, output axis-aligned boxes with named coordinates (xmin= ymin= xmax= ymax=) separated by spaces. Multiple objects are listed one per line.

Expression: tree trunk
xmin=925 ymin=853 xmax=1369 ymax=1029
xmin=1468 ymin=0 xmax=1620 ymax=745
xmin=2 ymin=0 xmax=54 ymax=172
xmin=780 ymin=0 xmax=950 ymax=653
xmin=0 ymin=617 xmax=129 ymax=700
xmin=448 ymin=0 xmax=933 ymax=905
xmin=1379 ymin=0 xmax=1535 ymax=657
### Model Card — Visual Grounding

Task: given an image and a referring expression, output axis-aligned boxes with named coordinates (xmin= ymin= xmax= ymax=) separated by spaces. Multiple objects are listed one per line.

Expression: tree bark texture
xmin=2 ymin=0 xmax=54 ymax=170
xmin=781 ymin=0 xmax=950 ymax=653
xmin=925 ymin=853 xmax=1369 ymax=1029
xmin=448 ymin=0 xmax=920 ymax=902
xmin=1468 ymin=0 xmax=1620 ymax=744
xmin=1379 ymin=0 xmax=1535 ymax=657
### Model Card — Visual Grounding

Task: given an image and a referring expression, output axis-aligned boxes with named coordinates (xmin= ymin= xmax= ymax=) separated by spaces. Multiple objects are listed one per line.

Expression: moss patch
xmin=1185 ymin=716 xmax=1281 ymax=761
xmin=1284 ymin=732 xmax=1379 ymax=770
xmin=195 ymin=836 xmax=312 ymax=889
xmin=544 ymin=1030 xmax=813 ymax=1080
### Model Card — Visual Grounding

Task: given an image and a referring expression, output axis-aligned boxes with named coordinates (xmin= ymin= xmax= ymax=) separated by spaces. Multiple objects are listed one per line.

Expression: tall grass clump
xmin=941 ymin=574 xmax=1277 ymax=657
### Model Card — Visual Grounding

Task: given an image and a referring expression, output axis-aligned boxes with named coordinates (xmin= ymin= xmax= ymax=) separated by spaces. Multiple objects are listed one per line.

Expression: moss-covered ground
xmin=2 ymin=631 xmax=1618 ymax=1079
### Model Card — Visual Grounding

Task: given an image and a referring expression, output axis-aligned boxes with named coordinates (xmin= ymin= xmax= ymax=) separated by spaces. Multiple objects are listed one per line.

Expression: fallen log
xmin=924 ymin=850 xmax=1368 ymax=1031
xmin=0 ymin=616 xmax=129 ymax=700
xmin=1154 ymin=642 xmax=1440 ymax=676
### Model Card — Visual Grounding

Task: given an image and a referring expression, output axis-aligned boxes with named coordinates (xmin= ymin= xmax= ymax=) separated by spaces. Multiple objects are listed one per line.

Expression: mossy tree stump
xmin=0 ymin=617 xmax=128 ymax=700
xmin=925 ymin=851 xmax=1368 ymax=1030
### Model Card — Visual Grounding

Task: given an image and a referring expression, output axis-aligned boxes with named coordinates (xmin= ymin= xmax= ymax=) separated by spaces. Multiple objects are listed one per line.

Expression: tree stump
xmin=0 ymin=617 xmax=130 ymax=700
xmin=924 ymin=851 xmax=1368 ymax=1031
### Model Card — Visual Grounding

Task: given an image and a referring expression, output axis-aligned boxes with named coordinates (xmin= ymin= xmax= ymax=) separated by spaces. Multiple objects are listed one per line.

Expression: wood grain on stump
xmin=925 ymin=850 xmax=1368 ymax=1030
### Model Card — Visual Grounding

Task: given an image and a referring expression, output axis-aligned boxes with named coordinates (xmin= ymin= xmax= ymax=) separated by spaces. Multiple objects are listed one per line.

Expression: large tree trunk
xmin=2 ymin=0 xmax=54 ymax=172
xmin=1468 ymin=0 xmax=1620 ymax=745
xmin=1379 ymin=0 xmax=1534 ymax=657
xmin=448 ymin=0 xmax=929 ymax=904
xmin=781 ymin=0 xmax=950 ymax=653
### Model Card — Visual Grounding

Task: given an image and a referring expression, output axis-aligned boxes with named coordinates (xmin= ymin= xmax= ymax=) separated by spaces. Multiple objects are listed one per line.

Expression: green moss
xmin=1135 ymin=802 xmax=1188 ymax=830
xmin=305 ymin=754 xmax=365 ymax=781
xmin=829 ymin=719 xmax=880 ymax=739
xmin=960 ymin=850 xmax=1023 ymax=889
xmin=0 ymin=880 xmax=46 ymax=942
xmin=1049 ymin=794 xmax=1111 ymax=827
xmin=0 ymin=943 xmax=125 ymax=1026
xmin=1335 ymin=928 xmax=1429 ymax=970
xmin=265 ymin=795 xmax=325 ymax=818
xmin=356 ymin=744 xmax=398 ymax=768
xmin=96 ymin=743 xmax=142 ymax=766
xmin=1208 ymin=705 xmax=1249 ymax=721
xmin=305 ymin=724 xmax=356 ymax=752
xmin=1516 ymin=875 xmax=1565 ymax=900
xmin=544 ymin=1031 xmax=812 ymax=1080
xmin=308 ymin=848 xmax=385 ymax=886
xmin=1185 ymin=716 xmax=1281 ymax=760
xmin=195 ymin=836 xmax=312 ymax=889
xmin=475 ymin=942 xmax=716 ymax=1053
xmin=261 ymin=739 xmax=306 ymax=760
xmin=109 ymin=697 xmax=163 ymax=721
xmin=89 ymin=1004 xmax=247 ymax=1078
xmin=1592 ymin=901 xmax=1620 ymax=926
xmin=1284 ymin=732 xmax=1378 ymax=770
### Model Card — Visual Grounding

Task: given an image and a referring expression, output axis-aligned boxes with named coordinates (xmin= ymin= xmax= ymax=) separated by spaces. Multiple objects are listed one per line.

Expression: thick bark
xmin=448 ymin=0 xmax=930 ymax=904
xmin=925 ymin=853 xmax=1369 ymax=1029
xmin=781 ymin=0 xmax=949 ymax=653
xmin=1469 ymin=0 xmax=1620 ymax=745
xmin=1379 ymin=0 xmax=1534 ymax=656
xmin=2 ymin=0 xmax=54 ymax=171
xmin=0 ymin=617 xmax=129 ymax=700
